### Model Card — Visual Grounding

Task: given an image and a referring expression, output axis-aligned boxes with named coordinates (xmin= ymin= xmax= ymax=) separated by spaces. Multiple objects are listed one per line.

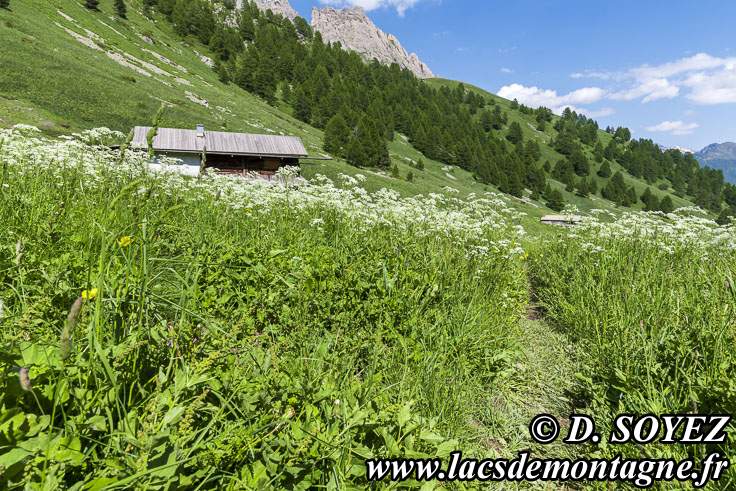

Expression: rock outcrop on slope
xmin=239 ymin=0 xmax=300 ymax=22
xmin=311 ymin=6 xmax=434 ymax=79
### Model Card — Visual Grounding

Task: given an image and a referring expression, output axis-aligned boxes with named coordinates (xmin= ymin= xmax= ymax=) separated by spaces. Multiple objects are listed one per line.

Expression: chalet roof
xmin=129 ymin=126 xmax=308 ymax=158
xmin=541 ymin=215 xmax=583 ymax=222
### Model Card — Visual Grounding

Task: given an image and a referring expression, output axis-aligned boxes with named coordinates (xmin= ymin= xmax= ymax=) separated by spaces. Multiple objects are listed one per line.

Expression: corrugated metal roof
xmin=130 ymin=126 xmax=308 ymax=158
xmin=541 ymin=215 xmax=583 ymax=222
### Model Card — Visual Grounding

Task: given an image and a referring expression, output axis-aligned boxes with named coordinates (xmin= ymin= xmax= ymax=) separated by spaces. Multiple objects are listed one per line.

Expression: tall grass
xmin=532 ymin=212 xmax=736 ymax=488
xmin=0 ymin=127 xmax=528 ymax=488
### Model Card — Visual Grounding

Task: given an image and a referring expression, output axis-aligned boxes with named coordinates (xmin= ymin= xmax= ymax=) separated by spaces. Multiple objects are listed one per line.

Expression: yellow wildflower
xmin=118 ymin=236 xmax=135 ymax=247
xmin=82 ymin=288 xmax=98 ymax=300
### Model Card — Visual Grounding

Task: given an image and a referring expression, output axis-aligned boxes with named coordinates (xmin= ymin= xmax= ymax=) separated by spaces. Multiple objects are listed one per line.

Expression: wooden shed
xmin=540 ymin=215 xmax=583 ymax=226
xmin=129 ymin=125 xmax=308 ymax=178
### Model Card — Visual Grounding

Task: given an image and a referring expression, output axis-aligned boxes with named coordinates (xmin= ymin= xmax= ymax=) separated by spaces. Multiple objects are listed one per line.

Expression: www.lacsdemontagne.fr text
xmin=366 ymin=451 xmax=729 ymax=488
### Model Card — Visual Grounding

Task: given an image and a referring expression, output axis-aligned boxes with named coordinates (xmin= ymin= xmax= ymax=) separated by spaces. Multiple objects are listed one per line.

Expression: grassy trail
xmin=482 ymin=297 xmax=584 ymax=488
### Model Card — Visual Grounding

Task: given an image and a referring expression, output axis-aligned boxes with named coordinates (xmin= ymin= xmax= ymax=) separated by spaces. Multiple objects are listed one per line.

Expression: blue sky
xmin=288 ymin=0 xmax=736 ymax=150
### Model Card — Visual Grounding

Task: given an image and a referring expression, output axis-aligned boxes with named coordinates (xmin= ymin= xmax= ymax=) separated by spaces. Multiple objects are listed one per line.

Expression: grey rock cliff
xmin=238 ymin=0 xmax=300 ymax=22
xmin=311 ymin=6 xmax=434 ymax=79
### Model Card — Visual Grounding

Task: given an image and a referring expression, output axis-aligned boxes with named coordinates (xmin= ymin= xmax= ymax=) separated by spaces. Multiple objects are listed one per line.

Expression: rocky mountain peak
xmin=240 ymin=0 xmax=300 ymax=22
xmin=310 ymin=6 xmax=434 ymax=79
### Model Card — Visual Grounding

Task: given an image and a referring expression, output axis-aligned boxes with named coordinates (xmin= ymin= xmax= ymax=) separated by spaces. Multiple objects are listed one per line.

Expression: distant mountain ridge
xmin=694 ymin=142 xmax=736 ymax=183
xmin=657 ymin=144 xmax=694 ymax=154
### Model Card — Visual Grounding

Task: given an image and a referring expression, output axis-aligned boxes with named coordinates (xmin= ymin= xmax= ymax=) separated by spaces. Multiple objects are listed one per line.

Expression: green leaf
xmin=397 ymin=403 xmax=411 ymax=427
xmin=0 ymin=447 xmax=33 ymax=475
xmin=87 ymin=415 xmax=107 ymax=432
xmin=83 ymin=478 xmax=120 ymax=491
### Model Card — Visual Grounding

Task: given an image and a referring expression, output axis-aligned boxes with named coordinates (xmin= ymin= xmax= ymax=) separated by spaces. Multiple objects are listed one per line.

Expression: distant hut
xmin=540 ymin=214 xmax=583 ymax=226
xmin=129 ymin=125 xmax=308 ymax=180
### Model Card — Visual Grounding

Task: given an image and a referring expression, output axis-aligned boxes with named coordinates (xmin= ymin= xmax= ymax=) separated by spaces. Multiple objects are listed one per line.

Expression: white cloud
xmin=574 ymin=53 xmax=736 ymax=105
xmin=683 ymin=66 xmax=736 ymax=104
xmin=496 ymin=84 xmax=606 ymax=113
xmin=500 ymin=67 xmax=513 ymax=73
xmin=319 ymin=0 xmax=424 ymax=16
xmin=645 ymin=120 xmax=700 ymax=135
xmin=585 ymin=107 xmax=615 ymax=118
xmin=609 ymin=78 xmax=680 ymax=103
xmin=630 ymin=53 xmax=735 ymax=80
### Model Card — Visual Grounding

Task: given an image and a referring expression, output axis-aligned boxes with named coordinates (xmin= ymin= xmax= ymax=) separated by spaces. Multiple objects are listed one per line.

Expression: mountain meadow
xmin=1 ymin=0 xmax=736 ymax=489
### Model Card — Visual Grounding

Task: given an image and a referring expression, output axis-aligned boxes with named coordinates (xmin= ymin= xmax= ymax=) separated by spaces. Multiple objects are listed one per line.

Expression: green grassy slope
xmin=0 ymin=0 xmax=696 ymax=221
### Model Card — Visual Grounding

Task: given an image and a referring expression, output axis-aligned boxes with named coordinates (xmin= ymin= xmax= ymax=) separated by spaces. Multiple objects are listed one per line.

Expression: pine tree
xmin=417 ymin=158 xmax=425 ymax=171
xmin=215 ymin=60 xmax=230 ymax=84
xmin=716 ymin=208 xmax=734 ymax=226
xmin=377 ymin=140 xmax=391 ymax=169
xmin=570 ymin=150 xmax=589 ymax=176
xmin=281 ymin=82 xmax=292 ymax=104
xmin=597 ymin=160 xmax=612 ymax=178
xmin=346 ymin=137 xmax=366 ymax=168
xmin=546 ymin=189 xmax=565 ymax=212
xmin=0 ymin=0 xmax=9 ymax=8
xmin=659 ymin=196 xmax=674 ymax=214
xmin=85 ymin=0 xmax=100 ymax=10
xmin=589 ymin=178 xmax=598 ymax=195
xmin=115 ymin=0 xmax=127 ymax=18
xmin=292 ymin=85 xmax=311 ymax=123
xmin=507 ymin=171 xmax=524 ymax=197
xmin=390 ymin=163 xmax=400 ymax=178
xmin=480 ymin=110 xmax=492 ymax=132
xmin=406 ymin=170 xmax=414 ymax=182
xmin=506 ymin=122 xmax=523 ymax=144
xmin=324 ymin=114 xmax=350 ymax=157
xmin=640 ymin=187 xmax=661 ymax=211
xmin=575 ymin=178 xmax=590 ymax=197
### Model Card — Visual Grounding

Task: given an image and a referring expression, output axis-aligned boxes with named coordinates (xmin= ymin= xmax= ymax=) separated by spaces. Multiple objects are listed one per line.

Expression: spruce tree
xmin=281 ymin=82 xmax=292 ymax=104
xmin=546 ymin=189 xmax=565 ymax=212
xmin=597 ymin=160 xmax=612 ymax=178
xmin=570 ymin=150 xmax=589 ymax=176
xmin=589 ymin=178 xmax=598 ymax=195
xmin=323 ymin=114 xmax=349 ymax=157
xmin=640 ymin=187 xmax=660 ymax=211
xmin=377 ymin=140 xmax=391 ymax=169
xmin=390 ymin=164 xmax=400 ymax=178
xmin=0 ymin=0 xmax=10 ymax=9
xmin=417 ymin=158 xmax=425 ymax=171
xmin=292 ymin=85 xmax=311 ymax=123
xmin=406 ymin=170 xmax=414 ymax=182
xmin=115 ymin=0 xmax=127 ymax=18
xmin=576 ymin=178 xmax=590 ymax=197
xmin=506 ymin=122 xmax=523 ymax=144
xmin=85 ymin=0 xmax=100 ymax=10
xmin=716 ymin=208 xmax=734 ymax=226
xmin=346 ymin=138 xmax=366 ymax=168
xmin=659 ymin=196 xmax=674 ymax=214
